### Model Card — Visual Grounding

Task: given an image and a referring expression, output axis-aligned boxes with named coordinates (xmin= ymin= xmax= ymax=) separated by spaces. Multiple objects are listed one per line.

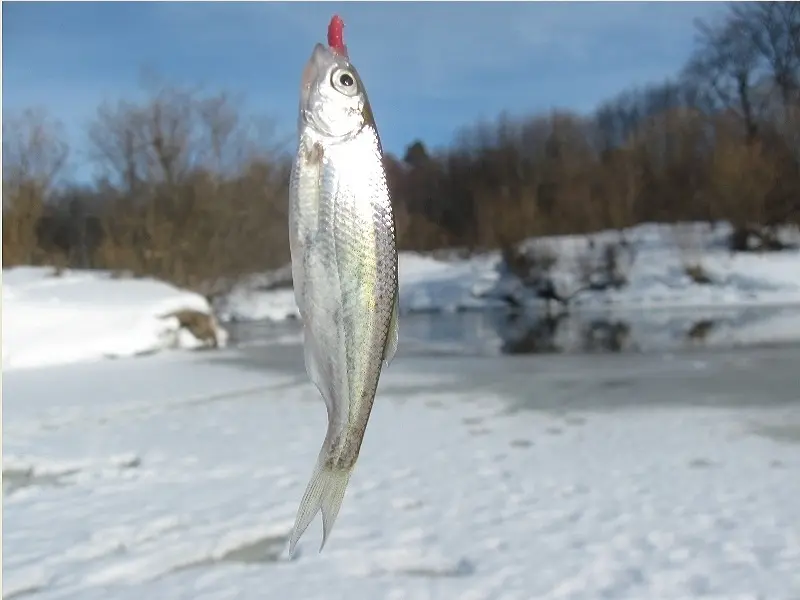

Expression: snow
xmin=4 ymin=338 xmax=800 ymax=599
xmin=547 ymin=223 xmax=800 ymax=311
xmin=2 ymin=266 xmax=228 ymax=371
xmin=215 ymin=265 xmax=299 ymax=323
xmin=220 ymin=286 xmax=299 ymax=323
xmin=219 ymin=222 xmax=800 ymax=323
xmin=4 ymin=221 xmax=800 ymax=598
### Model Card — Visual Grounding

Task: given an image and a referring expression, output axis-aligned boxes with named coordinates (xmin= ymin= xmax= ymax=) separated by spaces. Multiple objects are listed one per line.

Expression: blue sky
xmin=3 ymin=1 xmax=725 ymax=179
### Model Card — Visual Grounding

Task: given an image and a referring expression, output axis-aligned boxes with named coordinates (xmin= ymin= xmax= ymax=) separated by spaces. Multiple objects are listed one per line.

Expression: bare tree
xmin=684 ymin=10 xmax=762 ymax=141
xmin=3 ymin=108 xmax=69 ymax=194
xmin=85 ymin=80 xmax=289 ymax=294
xmin=6 ymin=7 xmax=799 ymax=280
xmin=2 ymin=109 xmax=70 ymax=266
xmin=731 ymin=2 xmax=799 ymax=113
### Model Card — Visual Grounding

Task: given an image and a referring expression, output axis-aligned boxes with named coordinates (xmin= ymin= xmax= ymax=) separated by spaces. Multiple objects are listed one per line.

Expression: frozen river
xmin=4 ymin=312 xmax=800 ymax=600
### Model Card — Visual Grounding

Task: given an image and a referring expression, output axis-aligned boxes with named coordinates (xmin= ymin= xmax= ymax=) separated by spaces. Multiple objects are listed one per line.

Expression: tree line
xmin=3 ymin=2 xmax=798 ymax=297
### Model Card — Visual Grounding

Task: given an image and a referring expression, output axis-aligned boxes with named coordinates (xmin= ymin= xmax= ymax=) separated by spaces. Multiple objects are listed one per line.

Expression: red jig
xmin=327 ymin=15 xmax=348 ymax=58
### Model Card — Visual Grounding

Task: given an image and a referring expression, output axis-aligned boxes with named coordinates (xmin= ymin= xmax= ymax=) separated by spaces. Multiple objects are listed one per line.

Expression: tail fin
xmin=287 ymin=461 xmax=352 ymax=556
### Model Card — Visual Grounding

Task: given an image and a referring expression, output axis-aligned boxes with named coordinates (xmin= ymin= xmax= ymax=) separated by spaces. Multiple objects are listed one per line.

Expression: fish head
xmin=299 ymin=43 xmax=374 ymax=141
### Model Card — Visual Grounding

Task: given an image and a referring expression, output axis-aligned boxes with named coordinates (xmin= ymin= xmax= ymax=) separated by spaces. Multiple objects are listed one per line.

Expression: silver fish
xmin=286 ymin=40 xmax=399 ymax=555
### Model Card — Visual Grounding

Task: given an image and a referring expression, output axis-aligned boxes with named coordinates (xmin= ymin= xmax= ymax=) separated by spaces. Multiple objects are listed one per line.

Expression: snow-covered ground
xmin=4 ymin=335 xmax=800 ymax=600
xmin=2 ymin=266 xmax=228 ymax=371
xmin=4 ymin=222 xmax=800 ymax=598
xmin=219 ymin=222 xmax=800 ymax=322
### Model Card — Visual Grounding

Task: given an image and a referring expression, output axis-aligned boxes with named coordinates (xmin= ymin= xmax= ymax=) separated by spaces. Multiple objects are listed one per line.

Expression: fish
xmin=286 ymin=14 xmax=399 ymax=556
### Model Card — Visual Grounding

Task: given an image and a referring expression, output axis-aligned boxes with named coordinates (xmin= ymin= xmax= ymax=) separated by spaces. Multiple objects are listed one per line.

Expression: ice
xmin=4 ymin=337 xmax=800 ymax=599
xmin=395 ymin=304 xmax=800 ymax=357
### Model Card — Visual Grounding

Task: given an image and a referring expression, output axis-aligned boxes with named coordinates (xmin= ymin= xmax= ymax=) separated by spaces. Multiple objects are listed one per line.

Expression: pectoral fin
xmin=382 ymin=293 xmax=399 ymax=368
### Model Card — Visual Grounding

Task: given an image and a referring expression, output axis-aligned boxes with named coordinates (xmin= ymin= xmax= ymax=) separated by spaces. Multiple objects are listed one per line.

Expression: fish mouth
xmin=299 ymin=44 xmax=333 ymax=132
xmin=300 ymin=44 xmax=331 ymax=106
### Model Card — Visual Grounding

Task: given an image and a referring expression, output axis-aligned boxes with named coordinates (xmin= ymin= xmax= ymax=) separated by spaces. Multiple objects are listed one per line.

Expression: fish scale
xmin=286 ymin=21 xmax=399 ymax=556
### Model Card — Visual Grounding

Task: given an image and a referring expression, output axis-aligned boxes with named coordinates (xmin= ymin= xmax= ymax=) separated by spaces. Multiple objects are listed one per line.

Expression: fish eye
xmin=331 ymin=68 xmax=358 ymax=96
